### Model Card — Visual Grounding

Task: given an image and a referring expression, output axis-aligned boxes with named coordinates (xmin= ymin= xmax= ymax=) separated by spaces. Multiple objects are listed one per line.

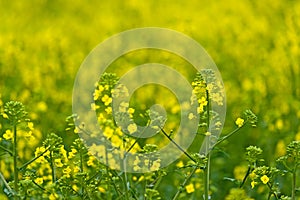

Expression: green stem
xmin=13 ymin=125 xmax=18 ymax=199
xmin=173 ymin=166 xmax=198 ymax=200
xmin=240 ymin=166 xmax=251 ymax=188
xmin=122 ymin=170 xmax=129 ymax=200
xmin=0 ymin=145 xmax=13 ymax=155
xmin=79 ymin=149 xmax=84 ymax=198
xmin=0 ymin=172 xmax=15 ymax=196
xmin=204 ymin=153 xmax=211 ymax=200
xmin=160 ymin=128 xmax=196 ymax=163
xmin=121 ymin=156 xmax=129 ymax=200
xmin=204 ymin=85 xmax=211 ymax=200
xmin=292 ymin=167 xmax=296 ymax=200
xmin=213 ymin=123 xmax=245 ymax=148
xmin=18 ymin=147 xmax=50 ymax=171
xmin=49 ymin=150 xmax=56 ymax=183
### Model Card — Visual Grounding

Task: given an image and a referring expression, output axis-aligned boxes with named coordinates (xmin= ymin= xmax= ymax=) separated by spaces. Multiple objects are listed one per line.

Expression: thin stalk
xmin=122 ymin=159 xmax=130 ymax=200
xmin=160 ymin=128 xmax=196 ymax=163
xmin=213 ymin=124 xmax=245 ymax=148
xmin=49 ymin=150 xmax=56 ymax=183
xmin=0 ymin=145 xmax=13 ymax=155
xmin=79 ymin=149 xmax=84 ymax=198
xmin=173 ymin=166 xmax=198 ymax=200
xmin=291 ymin=167 xmax=296 ymax=200
xmin=18 ymin=147 xmax=50 ymax=171
xmin=204 ymin=85 xmax=211 ymax=200
xmin=13 ymin=125 xmax=18 ymax=199
xmin=0 ymin=172 xmax=15 ymax=196
xmin=240 ymin=166 xmax=251 ymax=188
xmin=204 ymin=153 xmax=211 ymax=200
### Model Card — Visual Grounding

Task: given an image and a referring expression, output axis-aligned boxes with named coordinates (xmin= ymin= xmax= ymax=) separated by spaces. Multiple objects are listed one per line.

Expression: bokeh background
xmin=1 ymin=0 xmax=299 ymax=198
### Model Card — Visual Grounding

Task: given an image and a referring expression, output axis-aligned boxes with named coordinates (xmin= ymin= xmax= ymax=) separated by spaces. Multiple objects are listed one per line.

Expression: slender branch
xmin=49 ymin=150 xmax=56 ymax=183
xmin=240 ymin=166 xmax=251 ymax=188
xmin=0 ymin=145 xmax=13 ymax=155
xmin=204 ymin=153 xmax=211 ymax=200
xmin=292 ymin=167 xmax=296 ymax=200
xmin=13 ymin=125 xmax=18 ymax=199
xmin=213 ymin=123 xmax=245 ymax=148
xmin=173 ymin=166 xmax=198 ymax=200
xmin=204 ymin=85 xmax=211 ymax=200
xmin=0 ymin=171 xmax=15 ymax=196
xmin=79 ymin=148 xmax=85 ymax=197
xmin=18 ymin=147 xmax=50 ymax=171
xmin=32 ymin=180 xmax=46 ymax=191
xmin=160 ymin=128 xmax=196 ymax=163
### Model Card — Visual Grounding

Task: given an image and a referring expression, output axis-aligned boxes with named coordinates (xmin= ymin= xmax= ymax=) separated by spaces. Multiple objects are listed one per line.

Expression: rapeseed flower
xmin=260 ymin=175 xmax=269 ymax=184
xmin=127 ymin=123 xmax=137 ymax=134
xmin=101 ymin=95 xmax=112 ymax=106
xmin=185 ymin=183 xmax=195 ymax=193
xmin=235 ymin=118 xmax=244 ymax=127
xmin=3 ymin=129 xmax=13 ymax=140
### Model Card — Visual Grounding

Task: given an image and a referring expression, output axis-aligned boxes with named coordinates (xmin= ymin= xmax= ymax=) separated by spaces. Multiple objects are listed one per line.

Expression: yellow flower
xmin=73 ymin=166 xmax=80 ymax=173
xmin=49 ymin=193 xmax=58 ymax=200
xmin=35 ymin=177 xmax=43 ymax=185
xmin=63 ymin=166 xmax=72 ymax=178
xmin=249 ymin=172 xmax=256 ymax=179
xmin=188 ymin=113 xmax=196 ymax=120
xmin=133 ymin=165 xmax=141 ymax=171
xmin=144 ymin=159 xmax=149 ymax=166
xmin=28 ymin=122 xmax=34 ymax=130
xmin=54 ymin=159 xmax=63 ymax=167
xmin=150 ymin=159 xmax=161 ymax=171
xmin=91 ymin=103 xmax=100 ymax=111
xmin=104 ymin=85 xmax=109 ymax=90
xmin=93 ymin=89 xmax=101 ymax=101
xmin=37 ymin=101 xmax=48 ymax=112
xmin=103 ymin=126 xmax=114 ymax=139
xmin=98 ymin=186 xmax=105 ymax=193
xmin=24 ymin=131 xmax=33 ymax=138
xmin=205 ymin=131 xmax=211 ymax=136
xmin=198 ymin=96 xmax=208 ymax=106
xmin=74 ymin=127 xmax=80 ymax=134
xmin=128 ymin=108 xmax=135 ymax=114
xmin=111 ymin=135 xmax=122 ymax=147
xmin=185 ymin=183 xmax=195 ymax=194
xmin=197 ymin=105 xmax=204 ymax=113
xmin=105 ymin=107 xmax=112 ymax=114
xmin=3 ymin=130 xmax=13 ymax=140
xmin=89 ymin=143 xmax=106 ymax=158
xmin=176 ymin=161 xmax=184 ymax=168
xmin=215 ymin=121 xmax=222 ymax=127
xmin=251 ymin=181 xmax=257 ymax=189
xmin=133 ymin=156 xmax=140 ymax=166
xmin=211 ymin=92 xmax=224 ymax=106
xmin=260 ymin=175 xmax=269 ymax=184
xmin=2 ymin=113 xmax=8 ymax=119
xmin=68 ymin=148 xmax=77 ymax=159
xmin=127 ymin=123 xmax=137 ymax=134
xmin=60 ymin=146 xmax=68 ymax=160
xmin=87 ymin=156 xmax=96 ymax=167
xmin=72 ymin=185 xmax=79 ymax=192
xmin=235 ymin=118 xmax=244 ymax=127
xmin=101 ymin=95 xmax=112 ymax=106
